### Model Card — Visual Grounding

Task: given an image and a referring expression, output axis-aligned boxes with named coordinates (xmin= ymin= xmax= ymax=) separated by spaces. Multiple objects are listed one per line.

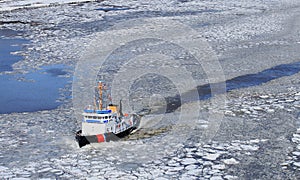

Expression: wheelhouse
xmin=82 ymin=109 xmax=115 ymax=124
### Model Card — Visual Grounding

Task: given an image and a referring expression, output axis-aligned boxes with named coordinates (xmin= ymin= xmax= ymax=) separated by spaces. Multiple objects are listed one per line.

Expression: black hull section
xmin=75 ymin=127 xmax=136 ymax=148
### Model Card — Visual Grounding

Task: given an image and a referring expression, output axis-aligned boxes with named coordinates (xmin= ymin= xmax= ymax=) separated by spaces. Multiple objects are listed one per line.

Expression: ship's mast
xmin=93 ymin=96 xmax=97 ymax=110
xmin=98 ymin=81 xmax=103 ymax=110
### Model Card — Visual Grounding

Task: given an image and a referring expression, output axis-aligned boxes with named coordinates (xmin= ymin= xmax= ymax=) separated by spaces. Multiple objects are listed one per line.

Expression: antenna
xmin=119 ymin=99 xmax=123 ymax=116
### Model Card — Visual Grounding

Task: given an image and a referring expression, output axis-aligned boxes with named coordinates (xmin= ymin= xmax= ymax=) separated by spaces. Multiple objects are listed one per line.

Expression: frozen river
xmin=1 ymin=0 xmax=300 ymax=179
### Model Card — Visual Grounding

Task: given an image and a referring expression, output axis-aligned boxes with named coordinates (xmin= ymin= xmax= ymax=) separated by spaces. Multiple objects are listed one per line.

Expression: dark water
xmin=199 ymin=61 xmax=300 ymax=99
xmin=166 ymin=61 xmax=300 ymax=112
xmin=95 ymin=6 xmax=132 ymax=12
xmin=226 ymin=62 xmax=300 ymax=91
xmin=0 ymin=29 xmax=71 ymax=114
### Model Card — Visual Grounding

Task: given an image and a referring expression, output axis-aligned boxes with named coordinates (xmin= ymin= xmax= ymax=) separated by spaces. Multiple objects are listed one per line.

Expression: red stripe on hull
xmin=96 ymin=134 xmax=105 ymax=142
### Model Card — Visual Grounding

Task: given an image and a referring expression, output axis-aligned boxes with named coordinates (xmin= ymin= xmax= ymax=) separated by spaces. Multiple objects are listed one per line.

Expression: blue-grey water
xmin=0 ymin=29 xmax=71 ymax=114
xmin=0 ymin=64 xmax=71 ymax=114
xmin=0 ymin=29 xmax=28 ymax=72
